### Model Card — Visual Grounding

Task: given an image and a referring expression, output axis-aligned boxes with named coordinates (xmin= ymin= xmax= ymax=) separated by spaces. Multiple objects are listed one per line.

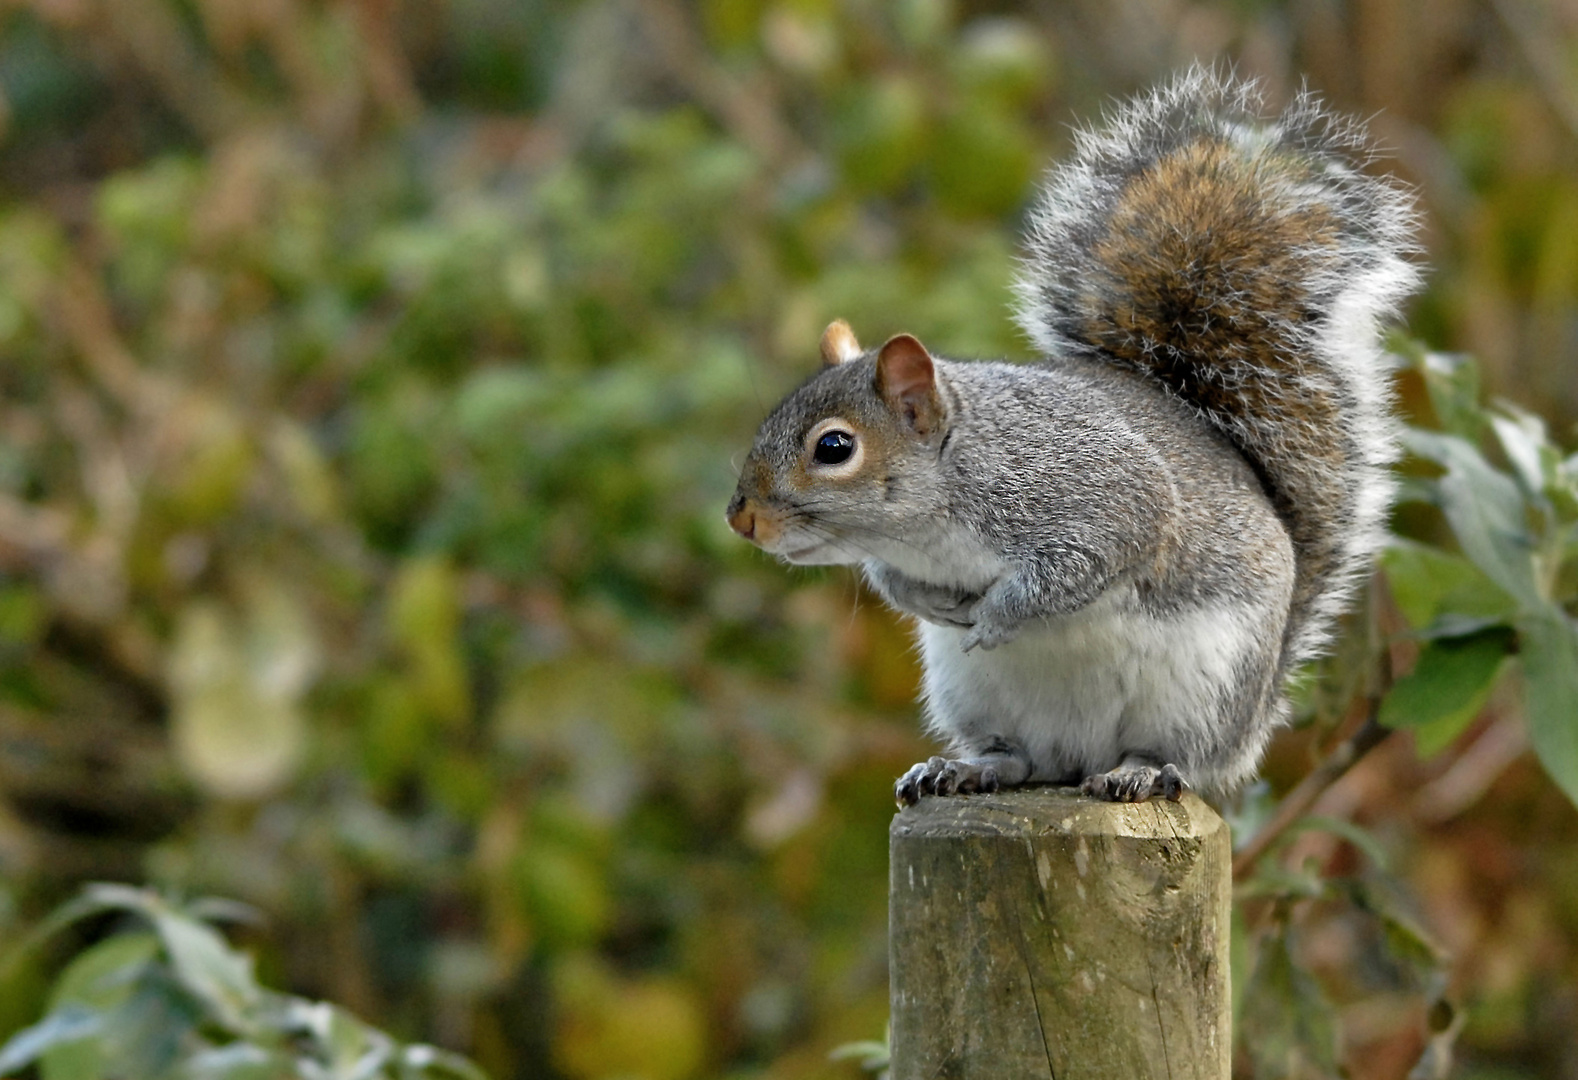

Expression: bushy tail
xmin=1015 ymin=66 xmax=1421 ymax=668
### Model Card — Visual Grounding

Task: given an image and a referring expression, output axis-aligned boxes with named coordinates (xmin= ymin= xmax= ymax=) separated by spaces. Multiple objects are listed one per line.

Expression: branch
xmin=1488 ymin=0 xmax=1578 ymax=146
xmin=1232 ymin=646 xmax=1395 ymax=881
xmin=634 ymin=0 xmax=806 ymax=168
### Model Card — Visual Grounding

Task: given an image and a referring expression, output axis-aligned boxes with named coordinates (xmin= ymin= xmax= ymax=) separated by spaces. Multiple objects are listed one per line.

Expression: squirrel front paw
xmin=902 ymin=585 xmax=980 ymax=628
xmin=866 ymin=565 xmax=981 ymax=628
xmin=956 ymin=581 xmax=1029 ymax=651
xmin=960 ymin=615 xmax=1017 ymax=652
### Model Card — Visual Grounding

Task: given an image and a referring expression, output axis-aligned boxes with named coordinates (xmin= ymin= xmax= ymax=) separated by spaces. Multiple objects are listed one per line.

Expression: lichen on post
xmin=889 ymin=788 xmax=1231 ymax=1080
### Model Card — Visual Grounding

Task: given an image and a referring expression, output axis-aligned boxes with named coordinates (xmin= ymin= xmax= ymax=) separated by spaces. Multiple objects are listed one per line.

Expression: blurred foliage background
xmin=0 ymin=0 xmax=1576 ymax=1078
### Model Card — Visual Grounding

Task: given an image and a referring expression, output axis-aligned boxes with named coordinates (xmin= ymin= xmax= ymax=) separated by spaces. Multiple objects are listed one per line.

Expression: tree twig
xmin=1232 ymin=646 xmax=1395 ymax=881
xmin=635 ymin=0 xmax=806 ymax=168
xmin=1487 ymin=0 xmax=1578 ymax=146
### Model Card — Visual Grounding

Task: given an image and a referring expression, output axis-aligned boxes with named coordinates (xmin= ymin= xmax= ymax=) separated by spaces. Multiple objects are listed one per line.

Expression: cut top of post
xmin=889 ymin=788 xmax=1232 ymax=1080
xmin=891 ymin=785 xmax=1227 ymax=843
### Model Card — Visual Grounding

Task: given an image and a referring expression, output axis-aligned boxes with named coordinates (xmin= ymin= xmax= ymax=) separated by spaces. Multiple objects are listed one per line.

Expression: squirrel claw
xmin=960 ymin=621 xmax=1012 ymax=653
xmin=1080 ymin=762 xmax=1188 ymax=803
xmin=894 ymin=756 xmax=1001 ymax=806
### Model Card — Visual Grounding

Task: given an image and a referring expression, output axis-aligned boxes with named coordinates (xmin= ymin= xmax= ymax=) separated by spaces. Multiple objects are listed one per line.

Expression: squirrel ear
xmin=820 ymin=320 xmax=862 ymax=367
xmin=876 ymin=334 xmax=942 ymax=435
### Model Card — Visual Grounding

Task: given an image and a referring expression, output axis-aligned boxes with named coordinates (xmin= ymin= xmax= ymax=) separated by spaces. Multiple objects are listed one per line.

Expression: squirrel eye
xmin=813 ymin=430 xmax=855 ymax=466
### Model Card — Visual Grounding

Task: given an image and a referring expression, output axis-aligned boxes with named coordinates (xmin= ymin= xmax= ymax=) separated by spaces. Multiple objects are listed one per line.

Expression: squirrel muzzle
xmin=726 ymin=492 xmax=786 ymax=548
xmin=725 ymin=494 xmax=757 ymax=541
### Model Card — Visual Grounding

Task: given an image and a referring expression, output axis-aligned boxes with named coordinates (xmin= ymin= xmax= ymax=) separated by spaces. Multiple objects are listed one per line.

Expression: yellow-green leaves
xmin=268 ymin=418 xmax=341 ymax=524
xmin=159 ymin=396 xmax=256 ymax=527
xmin=552 ymin=957 xmax=706 ymax=1080
xmin=169 ymin=585 xmax=318 ymax=799
xmin=951 ymin=19 xmax=1054 ymax=106
xmin=1402 ymin=428 xmax=1542 ymax=611
xmin=1379 ymin=631 xmax=1511 ymax=756
xmin=1382 ymin=541 xmax=1517 ymax=632
xmin=832 ymin=76 xmax=928 ymax=195
xmin=0 ymin=208 xmax=66 ymax=347
xmin=1519 ymin=611 xmax=1578 ymax=807
xmin=1239 ymin=926 xmax=1339 ymax=1080
xmin=388 ymin=556 xmax=471 ymax=729
xmin=97 ymin=157 xmax=203 ymax=307
xmin=930 ymin=105 xmax=1035 ymax=216
xmin=0 ymin=886 xmax=486 ymax=1080
xmin=1389 ymin=350 xmax=1578 ymax=805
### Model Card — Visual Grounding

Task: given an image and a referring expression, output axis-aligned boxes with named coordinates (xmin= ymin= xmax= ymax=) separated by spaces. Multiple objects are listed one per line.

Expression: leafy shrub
xmin=0 ymin=885 xmax=485 ymax=1080
xmin=0 ymin=2 xmax=1576 ymax=1078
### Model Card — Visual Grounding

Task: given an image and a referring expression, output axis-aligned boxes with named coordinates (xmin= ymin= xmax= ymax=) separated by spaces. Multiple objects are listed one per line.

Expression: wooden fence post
xmin=889 ymin=788 xmax=1231 ymax=1079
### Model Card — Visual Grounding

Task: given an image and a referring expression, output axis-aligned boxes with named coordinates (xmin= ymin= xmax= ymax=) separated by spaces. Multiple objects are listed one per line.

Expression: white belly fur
xmin=916 ymin=586 xmax=1258 ymax=780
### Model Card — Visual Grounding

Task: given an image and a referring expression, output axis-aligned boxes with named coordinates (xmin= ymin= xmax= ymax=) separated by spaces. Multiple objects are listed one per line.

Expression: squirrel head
xmin=726 ymin=321 xmax=947 ymax=566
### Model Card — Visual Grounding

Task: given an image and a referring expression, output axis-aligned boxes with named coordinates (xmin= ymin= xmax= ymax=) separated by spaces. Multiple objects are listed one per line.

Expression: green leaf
xmin=183 ymin=1042 xmax=289 ymax=1080
xmin=515 ymin=843 xmax=610 ymax=947
xmin=0 ymin=884 xmax=159 ymax=995
xmin=276 ymin=997 xmax=394 ymax=1077
xmin=398 ymin=1043 xmax=492 ymax=1080
xmin=1380 ymin=632 xmax=1511 ymax=756
xmin=1230 ymin=906 xmax=1251 ymax=1025
xmin=1415 ymin=350 xmax=1482 ymax=440
xmin=49 ymin=931 xmax=159 ymax=1010
xmin=1381 ymin=541 xmax=1517 ymax=631
xmin=185 ymin=898 xmax=264 ymax=928
xmin=42 ymin=931 xmax=161 ymax=1080
xmin=1240 ymin=930 xmax=1339 ymax=1080
xmin=7 ymin=883 xmax=156 ymax=964
xmin=388 ymin=557 xmax=471 ymax=727
xmin=1235 ymin=862 xmax=1330 ymax=902
xmin=321 ymin=1004 xmax=391 ymax=1078
xmin=1517 ymin=609 xmax=1578 ymax=807
xmin=1489 ymin=408 xmax=1552 ymax=503
xmin=147 ymin=905 xmax=262 ymax=1031
xmin=169 ymin=600 xmax=308 ymax=799
xmin=1275 ymin=815 xmax=1391 ymax=871
xmin=951 ymin=19 xmax=1055 ymax=105
xmin=0 ymin=1006 xmax=102 ymax=1074
xmin=1497 ymin=402 xmax=1576 ymax=505
xmin=829 ymin=1039 xmax=891 ymax=1071
xmin=1402 ymin=429 xmax=1542 ymax=610
xmin=930 ymin=105 xmax=1036 ymax=215
xmin=832 ymin=76 xmax=927 ymax=195
xmin=1340 ymin=878 xmax=1448 ymax=973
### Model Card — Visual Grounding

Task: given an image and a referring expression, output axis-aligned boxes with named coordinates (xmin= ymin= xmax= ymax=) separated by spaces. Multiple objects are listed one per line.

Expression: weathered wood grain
xmin=889 ymin=787 xmax=1231 ymax=1079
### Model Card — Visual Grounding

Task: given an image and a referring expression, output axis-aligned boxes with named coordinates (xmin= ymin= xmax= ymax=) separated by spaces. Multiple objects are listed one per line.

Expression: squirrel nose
xmin=726 ymin=496 xmax=756 ymax=540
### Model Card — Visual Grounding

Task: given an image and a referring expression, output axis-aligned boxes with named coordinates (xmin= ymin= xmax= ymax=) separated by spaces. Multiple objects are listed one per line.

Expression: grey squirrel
xmin=725 ymin=67 xmax=1421 ymax=805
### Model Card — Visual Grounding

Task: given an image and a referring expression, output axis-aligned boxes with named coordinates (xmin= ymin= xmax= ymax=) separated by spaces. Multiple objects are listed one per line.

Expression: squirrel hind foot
xmin=895 ymin=756 xmax=1001 ymax=806
xmin=1080 ymin=761 xmax=1188 ymax=803
xmin=894 ymin=741 xmax=1035 ymax=806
